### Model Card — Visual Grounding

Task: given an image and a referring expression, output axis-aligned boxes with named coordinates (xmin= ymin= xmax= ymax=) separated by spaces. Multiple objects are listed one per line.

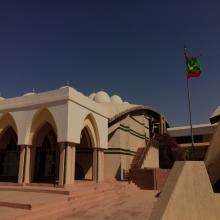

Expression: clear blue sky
xmin=0 ymin=0 xmax=219 ymax=126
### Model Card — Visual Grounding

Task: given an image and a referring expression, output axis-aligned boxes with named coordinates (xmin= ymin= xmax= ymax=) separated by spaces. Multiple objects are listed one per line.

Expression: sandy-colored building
xmin=0 ymin=86 xmax=168 ymax=186
xmin=168 ymin=123 xmax=217 ymax=160
xmin=205 ymin=106 xmax=220 ymax=190
xmin=150 ymin=107 xmax=220 ymax=220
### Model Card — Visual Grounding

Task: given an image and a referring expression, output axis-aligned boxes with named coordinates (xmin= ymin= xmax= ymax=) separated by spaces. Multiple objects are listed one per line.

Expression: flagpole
xmin=186 ymin=77 xmax=194 ymax=157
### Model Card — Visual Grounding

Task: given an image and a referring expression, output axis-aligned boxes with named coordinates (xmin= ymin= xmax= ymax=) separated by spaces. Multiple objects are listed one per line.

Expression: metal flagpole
xmin=184 ymin=46 xmax=194 ymax=160
xmin=186 ymin=78 xmax=194 ymax=150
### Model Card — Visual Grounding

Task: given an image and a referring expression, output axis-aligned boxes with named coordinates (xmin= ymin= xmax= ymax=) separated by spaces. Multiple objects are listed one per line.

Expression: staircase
xmin=0 ymin=181 xmax=139 ymax=220
xmin=130 ymin=139 xmax=153 ymax=169
xmin=128 ymin=138 xmax=170 ymax=190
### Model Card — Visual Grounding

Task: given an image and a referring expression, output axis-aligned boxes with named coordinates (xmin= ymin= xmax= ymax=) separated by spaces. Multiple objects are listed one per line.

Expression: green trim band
xmin=104 ymin=151 xmax=135 ymax=155
xmin=119 ymin=124 xmax=149 ymax=140
xmin=104 ymin=148 xmax=136 ymax=156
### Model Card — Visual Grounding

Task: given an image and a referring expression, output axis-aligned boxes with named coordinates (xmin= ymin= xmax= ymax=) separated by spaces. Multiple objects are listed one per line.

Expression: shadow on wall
xmin=130 ymin=169 xmax=155 ymax=190
xmin=75 ymin=163 xmax=85 ymax=180
xmin=213 ymin=179 xmax=220 ymax=193
xmin=115 ymin=164 xmax=121 ymax=180
xmin=130 ymin=168 xmax=170 ymax=190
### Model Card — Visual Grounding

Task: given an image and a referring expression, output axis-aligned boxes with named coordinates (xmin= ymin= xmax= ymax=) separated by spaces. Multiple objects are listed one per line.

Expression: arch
xmin=75 ymin=114 xmax=99 ymax=181
xmin=75 ymin=126 xmax=94 ymax=180
xmin=28 ymin=108 xmax=58 ymax=145
xmin=109 ymin=105 xmax=170 ymax=127
xmin=0 ymin=113 xmax=18 ymax=139
xmin=0 ymin=126 xmax=19 ymax=182
xmin=80 ymin=113 xmax=100 ymax=148
xmin=32 ymin=122 xmax=59 ymax=183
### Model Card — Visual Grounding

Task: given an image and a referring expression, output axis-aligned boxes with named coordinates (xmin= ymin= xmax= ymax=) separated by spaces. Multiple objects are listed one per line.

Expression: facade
xmin=205 ymin=106 xmax=220 ymax=189
xmin=0 ymin=86 xmax=168 ymax=186
xmin=168 ymin=123 xmax=217 ymax=160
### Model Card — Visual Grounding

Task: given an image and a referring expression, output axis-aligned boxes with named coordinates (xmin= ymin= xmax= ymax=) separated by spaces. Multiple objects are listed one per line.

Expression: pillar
xmin=93 ymin=148 xmax=104 ymax=182
xmin=59 ymin=142 xmax=76 ymax=186
xmin=72 ymin=144 xmax=76 ymax=184
xmin=98 ymin=149 xmax=104 ymax=181
xmin=23 ymin=146 xmax=31 ymax=184
xmin=64 ymin=143 xmax=75 ymax=186
xmin=93 ymin=148 xmax=98 ymax=181
xmin=18 ymin=145 xmax=25 ymax=184
xmin=58 ymin=143 xmax=65 ymax=186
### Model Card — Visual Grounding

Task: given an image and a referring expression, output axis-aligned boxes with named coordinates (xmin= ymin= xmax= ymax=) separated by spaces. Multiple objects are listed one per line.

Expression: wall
xmin=142 ymin=146 xmax=159 ymax=168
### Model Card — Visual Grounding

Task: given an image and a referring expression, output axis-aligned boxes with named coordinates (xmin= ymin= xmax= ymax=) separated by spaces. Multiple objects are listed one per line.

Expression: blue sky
xmin=0 ymin=0 xmax=219 ymax=126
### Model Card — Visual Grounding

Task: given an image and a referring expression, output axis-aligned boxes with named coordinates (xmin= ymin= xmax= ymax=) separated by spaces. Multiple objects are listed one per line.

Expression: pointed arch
xmin=28 ymin=108 xmax=58 ymax=145
xmin=81 ymin=113 xmax=100 ymax=148
xmin=0 ymin=122 xmax=19 ymax=182
xmin=75 ymin=113 xmax=99 ymax=181
xmin=32 ymin=122 xmax=59 ymax=183
xmin=0 ymin=113 xmax=18 ymax=140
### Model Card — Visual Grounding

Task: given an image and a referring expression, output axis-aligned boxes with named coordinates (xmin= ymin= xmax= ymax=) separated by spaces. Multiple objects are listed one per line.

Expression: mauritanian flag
xmin=184 ymin=49 xmax=202 ymax=78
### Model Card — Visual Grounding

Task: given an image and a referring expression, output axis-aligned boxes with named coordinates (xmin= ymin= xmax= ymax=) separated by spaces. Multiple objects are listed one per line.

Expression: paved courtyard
xmin=61 ymin=190 xmax=158 ymax=220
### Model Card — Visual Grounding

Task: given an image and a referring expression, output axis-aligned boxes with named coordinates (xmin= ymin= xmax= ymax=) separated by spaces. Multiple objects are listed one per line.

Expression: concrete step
xmin=23 ymin=205 xmax=73 ymax=220
xmin=16 ymin=199 xmax=71 ymax=220
xmin=69 ymin=187 xmax=120 ymax=203
xmin=0 ymin=182 xmax=23 ymax=186
xmin=71 ymin=190 xmax=119 ymax=213
xmin=1 ymin=182 xmax=136 ymax=220
xmin=0 ymin=194 xmax=68 ymax=211
xmin=0 ymin=186 xmax=70 ymax=195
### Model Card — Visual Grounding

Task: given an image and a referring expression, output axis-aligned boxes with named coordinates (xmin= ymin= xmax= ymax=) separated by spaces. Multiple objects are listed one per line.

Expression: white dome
xmin=123 ymin=101 xmax=130 ymax=104
xmin=23 ymin=92 xmax=36 ymax=96
xmin=111 ymin=95 xmax=123 ymax=103
xmin=59 ymin=85 xmax=69 ymax=89
xmin=94 ymin=91 xmax=111 ymax=103
xmin=0 ymin=97 xmax=5 ymax=100
xmin=89 ymin=93 xmax=96 ymax=99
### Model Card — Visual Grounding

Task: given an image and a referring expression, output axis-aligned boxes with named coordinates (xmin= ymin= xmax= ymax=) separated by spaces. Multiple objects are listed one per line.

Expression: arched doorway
xmin=75 ymin=128 xmax=93 ymax=180
xmin=0 ymin=127 xmax=19 ymax=182
xmin=33 ymin=123 xmax=59 ymax=183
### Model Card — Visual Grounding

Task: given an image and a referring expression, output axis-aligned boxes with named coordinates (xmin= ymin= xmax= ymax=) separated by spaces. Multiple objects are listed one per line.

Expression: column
xmin=23 ymin=146 xmax=31 ymax=184
xmin=64 ymin=143 xmax=75 ymax=186
xmin=93 ymin=148 xmax=104 ymax=182
xmin=72 ymin=144 xmax=76 ymax=184
xmin=58 ymin=143 xmax=65 ymax=186
xmin=93 ymin=148 xmax=98 ymax=182
xmin=18 ymin=145 xmax=25 ymax=184
xmin=98 ymin=149 xmax=104 ymax=181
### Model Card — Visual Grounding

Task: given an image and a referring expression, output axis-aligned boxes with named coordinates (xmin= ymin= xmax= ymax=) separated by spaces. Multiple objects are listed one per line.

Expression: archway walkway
xmin=75 ymin=128 xmax=94 ymax=181
xmin=32 ymin=122 xmax=59 ymax=183
xmin=0 ymin=127 xmax=19 ymax=182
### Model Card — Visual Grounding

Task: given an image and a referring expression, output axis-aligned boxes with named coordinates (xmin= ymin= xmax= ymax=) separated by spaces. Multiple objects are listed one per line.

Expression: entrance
xmin=75 ymin=128 xmax=93 ymax=180
xmin=0 ymin=127 xmax=19 ymax=182
xmin=33 ymin=123 xmax=59 ymax=183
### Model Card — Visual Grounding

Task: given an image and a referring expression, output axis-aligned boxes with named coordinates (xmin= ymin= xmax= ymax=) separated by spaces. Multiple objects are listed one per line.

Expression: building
xmin=0 ymin=86 xmax=168 ymax=186
xmin=168 ymin=123 xmax=217 ymax=160
xmin=205 ymin=105 xmax=220 ymax=189
xmin=150 ymin=106 xmax=220 ymax=220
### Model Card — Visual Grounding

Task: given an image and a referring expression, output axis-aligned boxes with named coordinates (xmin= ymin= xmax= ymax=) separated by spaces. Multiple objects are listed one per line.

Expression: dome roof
xmin=59 ymin=85 xmax=69 ymax=89
xmin=23 ymin=92 xmax=36 ymax=96
xmin=0 ymin=97 xmax=5 ymax=100
xmin=88 ymin=93 xmax=96 ymax=99
xmin=59 ymin=86 xmax=78 ymax=94
xmin=94 ymin=91 xmax=111 ymax=103
xmin=111 ymin=95 xmax=123 ymax=103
